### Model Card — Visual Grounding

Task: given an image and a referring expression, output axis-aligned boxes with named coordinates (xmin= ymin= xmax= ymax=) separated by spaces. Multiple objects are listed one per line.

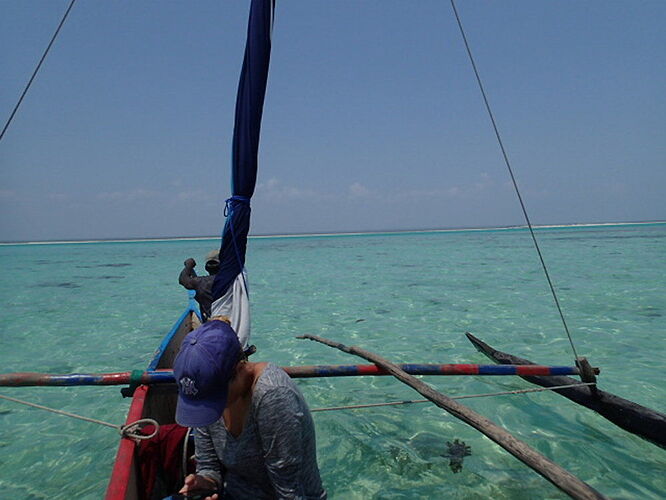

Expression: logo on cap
xmin=179 ymin=377 xmax=199 ymax=396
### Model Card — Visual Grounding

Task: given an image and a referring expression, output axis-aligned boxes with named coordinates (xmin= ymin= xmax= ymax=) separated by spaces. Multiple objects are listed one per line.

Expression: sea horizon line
xmin=1 ymin=220 xmax=664 ymax=246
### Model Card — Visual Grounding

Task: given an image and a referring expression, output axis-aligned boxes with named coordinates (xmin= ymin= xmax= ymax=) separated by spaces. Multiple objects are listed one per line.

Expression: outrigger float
xmin=465 ymin=333 xmax=666 ymax=449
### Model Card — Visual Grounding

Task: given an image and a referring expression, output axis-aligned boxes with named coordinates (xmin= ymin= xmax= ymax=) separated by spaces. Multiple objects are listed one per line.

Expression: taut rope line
xmin=0 ymin=0 xmax=77 ymax=142
xmin=0 ymin=392 xmax=158 ymax=440
xmin=448 ymin=0 xmax=580 ymax=362
xmin=311 ymin=382 xmax=596 ymax=412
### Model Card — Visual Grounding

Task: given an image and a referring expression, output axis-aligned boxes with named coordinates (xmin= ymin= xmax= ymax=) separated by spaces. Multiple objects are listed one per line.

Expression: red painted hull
xmin=105 ymin=385 xmax=149 ymax=500
xmin=105 ymin=305 xmax=200 ymax=500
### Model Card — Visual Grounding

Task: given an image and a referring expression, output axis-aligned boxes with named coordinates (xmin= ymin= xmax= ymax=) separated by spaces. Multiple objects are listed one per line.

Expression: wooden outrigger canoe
xmin=98 ymin=298 xmax=604 ymax=500
xmin=105 ymin=294 xmax=201 ymax=500
xmin=99 ymin=301 xmax=663 ymax=499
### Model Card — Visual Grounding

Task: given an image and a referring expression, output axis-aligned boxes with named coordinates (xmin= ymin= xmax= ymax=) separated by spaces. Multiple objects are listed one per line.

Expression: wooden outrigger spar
xmin=465 ymin=332 xmax=666 ymax=448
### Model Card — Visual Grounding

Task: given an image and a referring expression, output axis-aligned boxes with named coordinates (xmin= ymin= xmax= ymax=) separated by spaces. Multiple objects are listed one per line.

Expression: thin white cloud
xmin=97 ymin=189 xmax=158 ymax=202
xmin=252 ymin=174 xmax=500 ymax=206
xmin=474 ymin=172 xmax=493 ymax=191
xmin=0 ymin=190 xmax=19 ymax=202
xmin=176 ymin=189 xmax=214 ymax=202
xmin=255 ymin=177 xmax=329 ymax=202
xmin=601 ymin=181 xmax=627 ymax=195
xmin=395 ymin=173 xmax=499 ymax=201
xmin=397 ymin=188 xmax=450 ymax=199
xmin=348 ymin=182 xmax=370 ymax=198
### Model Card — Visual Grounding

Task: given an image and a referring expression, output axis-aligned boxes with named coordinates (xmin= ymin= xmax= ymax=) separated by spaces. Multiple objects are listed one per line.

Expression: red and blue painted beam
xmin=0 ymin=363 xmax=590 ymax=387
xmin=285 ymin=363 xmax=586 ymax=378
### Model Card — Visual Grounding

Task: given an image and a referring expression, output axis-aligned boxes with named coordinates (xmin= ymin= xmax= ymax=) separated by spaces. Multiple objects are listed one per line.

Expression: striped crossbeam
xmin=285 ymin=363 xmax=582 ymax=378
xmin=0 ymin=363 xmax=585 ymax=387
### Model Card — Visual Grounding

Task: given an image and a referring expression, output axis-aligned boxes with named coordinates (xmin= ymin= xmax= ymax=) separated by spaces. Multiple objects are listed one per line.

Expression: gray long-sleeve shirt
xmin=194 ymin=363 xmax=326 ymax=500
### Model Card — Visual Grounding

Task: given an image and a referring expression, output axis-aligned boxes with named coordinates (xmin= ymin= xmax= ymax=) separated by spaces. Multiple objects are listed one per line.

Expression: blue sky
xmin=1 ymin=1 xmax=664 ymax=241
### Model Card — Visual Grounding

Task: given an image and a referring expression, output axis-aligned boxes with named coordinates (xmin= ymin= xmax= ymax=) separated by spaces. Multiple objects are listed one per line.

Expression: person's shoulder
xmin=254 ymin=363 xmax=296 ymax=395
xmin=264 ymin=362 xmax=291 ymax=381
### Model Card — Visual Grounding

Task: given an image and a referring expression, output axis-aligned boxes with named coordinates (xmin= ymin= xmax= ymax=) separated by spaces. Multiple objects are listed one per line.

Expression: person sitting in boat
xmin=178 ymin=250 xmax=220 ymax=322
xmin=173 ymin=317 xmax=327 ymax=500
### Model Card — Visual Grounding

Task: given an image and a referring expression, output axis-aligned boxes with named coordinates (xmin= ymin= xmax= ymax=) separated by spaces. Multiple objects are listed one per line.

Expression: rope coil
xmin=120 ymin=418 xmax=160 ymax=440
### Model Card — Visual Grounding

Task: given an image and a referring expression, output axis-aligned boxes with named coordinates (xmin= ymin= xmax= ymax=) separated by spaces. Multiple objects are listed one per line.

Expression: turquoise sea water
xmin=0 ymin=223 xmax=664 ymax=499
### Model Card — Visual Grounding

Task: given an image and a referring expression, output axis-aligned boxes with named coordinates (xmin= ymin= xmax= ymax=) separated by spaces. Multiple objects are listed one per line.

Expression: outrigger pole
xmin=298 ymin=334 xmax=608 ymax=500
xmin=0 ymin=362 xmax=590 ymax=387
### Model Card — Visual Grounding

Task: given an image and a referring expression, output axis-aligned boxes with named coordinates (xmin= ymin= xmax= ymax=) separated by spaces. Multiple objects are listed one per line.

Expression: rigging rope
xmin=311 ymin=382 xmax=595 ymax=413
xmin=0 ymin=0 xmax=77 ymax=143
xmin=0 ymin=392 xmax=158 ymax=440
xmin=448 ymin=0 xmax=580 ymax=361
xmin=224 ymin=196 xmax=251 ymax=295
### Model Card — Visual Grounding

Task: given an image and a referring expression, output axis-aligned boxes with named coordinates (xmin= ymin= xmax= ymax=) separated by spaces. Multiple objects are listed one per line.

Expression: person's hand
xmin=184 ymin=258 xmax=196 ymax=268
xmin=178 ymin=473 xmax=219 ymax=500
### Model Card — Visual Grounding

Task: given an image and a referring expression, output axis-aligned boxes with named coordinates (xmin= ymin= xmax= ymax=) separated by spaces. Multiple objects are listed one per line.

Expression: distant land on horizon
xmin=1 ymin=220 xmax=664 ymax=246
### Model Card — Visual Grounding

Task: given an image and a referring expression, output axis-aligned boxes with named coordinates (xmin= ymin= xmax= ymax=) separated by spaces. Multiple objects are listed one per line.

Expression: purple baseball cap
xmin=174 ymin=320 xmax=242 ymax=427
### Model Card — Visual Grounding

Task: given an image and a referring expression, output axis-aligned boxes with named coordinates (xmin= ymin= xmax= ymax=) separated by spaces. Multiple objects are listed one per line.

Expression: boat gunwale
xmin=105 ymin=294 xmax=200 ymax=500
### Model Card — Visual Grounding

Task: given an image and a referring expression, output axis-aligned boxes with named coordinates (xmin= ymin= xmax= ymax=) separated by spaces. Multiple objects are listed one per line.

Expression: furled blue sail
xmin=211 ymin=0 xmax=274 ymax=347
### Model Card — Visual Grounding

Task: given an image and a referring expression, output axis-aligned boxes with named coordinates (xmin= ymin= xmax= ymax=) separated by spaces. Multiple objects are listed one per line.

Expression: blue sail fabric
xmin=212 ymin=0 xmax=274 ymax=301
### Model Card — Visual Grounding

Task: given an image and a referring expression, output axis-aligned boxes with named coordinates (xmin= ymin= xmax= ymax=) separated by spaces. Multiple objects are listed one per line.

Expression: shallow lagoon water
xmin=0 ymin=224 xmax=664 ymax=499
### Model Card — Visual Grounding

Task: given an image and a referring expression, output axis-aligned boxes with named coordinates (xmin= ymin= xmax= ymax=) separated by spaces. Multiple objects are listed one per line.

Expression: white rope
xmin=0 ymin=392 xmax=159 ymax=440
xmin=120 ymin=418 xmax=160 ymax=440
xmin=311 ymin=382 xmax=596 ymax=412
xmin=182 ymin=426 xmax=193 ymax=482
xmin=2 ymin=381 xmax=595 ymax=428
